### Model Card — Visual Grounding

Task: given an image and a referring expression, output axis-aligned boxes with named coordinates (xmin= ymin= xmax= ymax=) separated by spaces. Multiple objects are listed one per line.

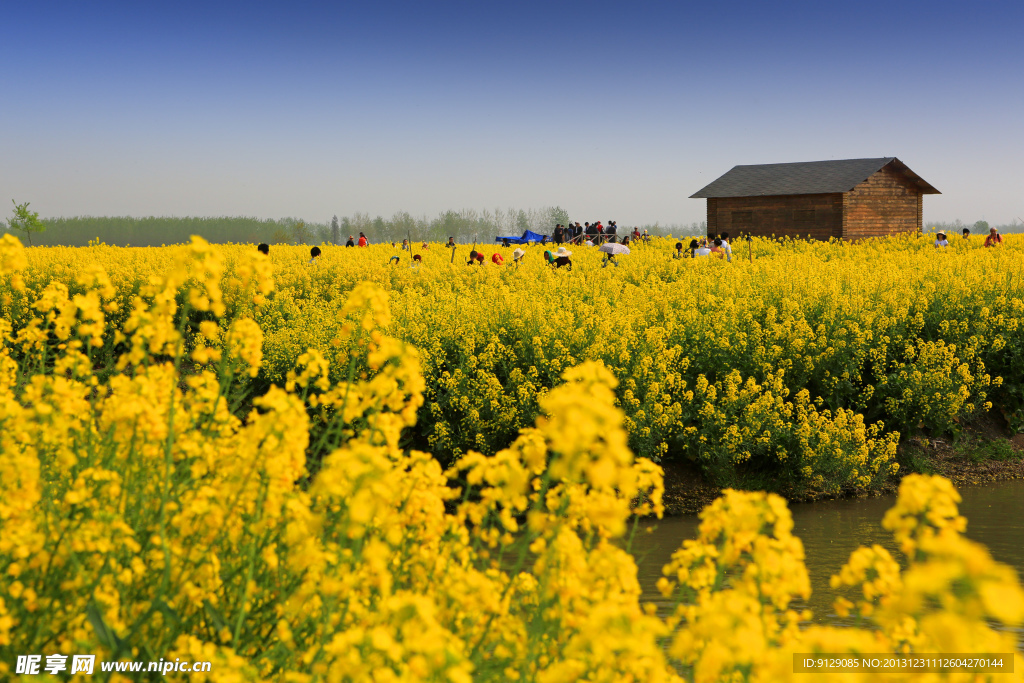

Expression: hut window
xmin=732 ymin=211 xmax=753 ymax=224
xmin=794 ymin=209 xmax=815 ymax=221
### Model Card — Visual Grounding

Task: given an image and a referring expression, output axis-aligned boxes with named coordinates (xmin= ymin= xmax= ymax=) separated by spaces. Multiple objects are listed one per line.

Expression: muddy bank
xmin=660 ymin=413 xmax=1024 ymax=516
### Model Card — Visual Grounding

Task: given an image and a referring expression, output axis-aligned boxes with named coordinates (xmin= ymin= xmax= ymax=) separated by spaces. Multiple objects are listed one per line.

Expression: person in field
xmin=308 ymin=246 xmax=321 ymax=264
xmin=985 ymin=227 xmax=1003 ymax=247
xmin=934 ymin=232 xmax=949 ymax=248
xmin=553 ymin=225 xmax=564 ymax=245
xmin=719 ymin=232 xmax=733 ymax=262
xmin=512 ymin=247 xmax=525 ymax=264
xmin=491 ymin=252 xmax=505 ymax=265
xmin=710 ymin=239 xmax=726 ymax=259
xmin=962 ymin=227 xmax=971 ymax=239
xmin=447 ymin=236 xmax=456 ymax=248
xmin=345 ymin=235 xmax=355 ymax=247
xmin=694 ymin=238 xmax=712 ymax=257
xmin=552 ymin=246 xmax=572 ymax=269
xmin=257 ymin=243 xmax=269 ymax=255
xmin=401 ymin=239 xmax=410 ymax=251
xmin=358 ymin=232 xmax=368 ymax=247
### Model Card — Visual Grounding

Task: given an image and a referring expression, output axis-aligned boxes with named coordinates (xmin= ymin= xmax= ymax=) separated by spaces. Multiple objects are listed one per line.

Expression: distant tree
xmin=372 ymin=216 xmax=387 ymax=242
xmin=331 ymin=215 xmax=340 ymax=245
xmin=292 ymin=220 xmax=313 ymax=244
xmin=515 ymin=209 xmax=530 ymax=233
xmin=391 ymin=211 xmax=416 ymax=242
xmin=974 ymin=220 xmax=990 ymax=232
xmin=549 ymin=206 xmax=570 ymax=229
xmin=8 ymin=200 xmax=46 ymax=246
xmin=271 ymin=229 xmax=291 ymax=245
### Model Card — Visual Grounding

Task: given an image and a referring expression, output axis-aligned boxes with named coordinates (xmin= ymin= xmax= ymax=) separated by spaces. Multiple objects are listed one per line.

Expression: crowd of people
xmin=254 ymin=224 xmax=1006 ymax=268
xmin=258 ymin=228 xmax=735 ymax=268
xmin=674 ymin=234 xmax=734 ymax=261
xmin=550 ymin=221 xmax=653 ymax=246
xmin=934 ymin=226 xmax=1003 ymax=248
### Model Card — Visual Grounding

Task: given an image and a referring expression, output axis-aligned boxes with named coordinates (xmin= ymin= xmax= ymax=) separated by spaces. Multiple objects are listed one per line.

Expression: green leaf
xmin=87 ymin=601 xmax=127 ymax=654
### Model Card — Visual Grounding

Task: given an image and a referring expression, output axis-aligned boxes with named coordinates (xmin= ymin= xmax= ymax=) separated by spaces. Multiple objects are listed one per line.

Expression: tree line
xmin=0 ymin=206 xmax=712 ymax=247
xmin=10 ymin=203 xmax=1012 ymax=248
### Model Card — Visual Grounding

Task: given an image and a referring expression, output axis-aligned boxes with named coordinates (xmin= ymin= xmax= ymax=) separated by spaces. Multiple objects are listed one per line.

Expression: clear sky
xmin=2 ymin=0 xmax=1021 ymax=226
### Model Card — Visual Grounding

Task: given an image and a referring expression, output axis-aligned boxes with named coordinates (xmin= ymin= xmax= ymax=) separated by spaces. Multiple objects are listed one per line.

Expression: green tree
xmin=974 ymin=220 xmax=990 ymax=232
xmin=9 ymin=200 xmax=46 ymax=246
xmin=292 ymin=220 xmax=313 ymax=244
xmin=550 ymin=206 xmax=571 ymax=229
xmin=515 ymin=209 xmax=530 ymax=233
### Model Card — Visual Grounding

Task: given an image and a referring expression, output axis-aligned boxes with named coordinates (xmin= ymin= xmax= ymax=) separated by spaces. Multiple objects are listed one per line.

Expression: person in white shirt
xmin=695 ymin=238 xmax=712 ymax=257
xmin=934 ymin=232 xmax=949 ymax=248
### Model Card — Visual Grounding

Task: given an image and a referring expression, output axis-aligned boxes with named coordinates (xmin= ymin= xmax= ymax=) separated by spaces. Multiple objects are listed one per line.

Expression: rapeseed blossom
xmin=0 ymin=234 xmax=1022 ymax=681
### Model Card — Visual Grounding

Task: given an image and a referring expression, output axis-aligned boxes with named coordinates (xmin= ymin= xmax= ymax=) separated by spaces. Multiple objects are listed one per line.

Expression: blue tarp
xmin=495 ymin=230 xmax=548 ymax=245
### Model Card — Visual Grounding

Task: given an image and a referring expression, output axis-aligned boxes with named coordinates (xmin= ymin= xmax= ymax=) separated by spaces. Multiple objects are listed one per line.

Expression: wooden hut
xmin=690 ymin=157 xmax=940 ymax=240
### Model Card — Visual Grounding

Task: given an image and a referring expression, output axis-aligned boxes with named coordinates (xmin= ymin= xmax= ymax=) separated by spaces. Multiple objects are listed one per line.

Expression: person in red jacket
xmin=491 ymin=252 xmax=505 ymax=265
xmin=985 ymin=227 xmax=1003 ymax=247
xmin=357 ymin=232 xmax=368 ymax=247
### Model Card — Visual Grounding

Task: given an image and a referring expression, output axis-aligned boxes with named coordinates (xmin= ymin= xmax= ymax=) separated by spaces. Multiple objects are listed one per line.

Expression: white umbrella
xmin=599 ymin=243 xmax=630 ymax=255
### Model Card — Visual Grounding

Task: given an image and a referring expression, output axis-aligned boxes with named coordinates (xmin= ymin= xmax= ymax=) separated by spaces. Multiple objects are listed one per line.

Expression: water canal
xmin=630 ymin=478 xmax=1024 ymax=636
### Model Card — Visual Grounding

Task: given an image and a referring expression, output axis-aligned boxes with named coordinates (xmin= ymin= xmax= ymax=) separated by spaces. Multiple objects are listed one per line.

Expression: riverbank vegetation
xmin=1 ymin=232 xmax=1022 ymax=680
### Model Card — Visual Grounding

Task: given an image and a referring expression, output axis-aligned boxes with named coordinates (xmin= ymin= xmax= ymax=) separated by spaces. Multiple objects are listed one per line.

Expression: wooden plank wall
xmin=707 ymin=194 xmax=842 ymax=240
xmin=842 ymin=165 xmax=922 ymax=238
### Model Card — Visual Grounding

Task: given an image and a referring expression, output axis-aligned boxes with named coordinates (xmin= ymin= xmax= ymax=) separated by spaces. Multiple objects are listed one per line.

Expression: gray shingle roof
xmin=689 ymin=157 xmax=939 ymax=198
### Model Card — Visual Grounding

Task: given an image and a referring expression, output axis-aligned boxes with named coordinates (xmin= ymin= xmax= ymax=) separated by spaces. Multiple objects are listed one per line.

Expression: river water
xmin=629 ymin=479 xmax=1024 ymax=634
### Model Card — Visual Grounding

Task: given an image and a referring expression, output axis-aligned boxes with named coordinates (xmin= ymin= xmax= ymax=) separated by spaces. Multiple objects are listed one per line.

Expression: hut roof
xmin=689 ymin=157 xmax=940 ymax=198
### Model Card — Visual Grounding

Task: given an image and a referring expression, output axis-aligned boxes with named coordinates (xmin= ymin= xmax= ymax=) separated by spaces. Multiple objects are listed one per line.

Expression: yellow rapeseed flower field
xmin=1 ymin=233 xmax=1022 ymax=681
xmin=5 ymin=232 xmax=1022 ymax=493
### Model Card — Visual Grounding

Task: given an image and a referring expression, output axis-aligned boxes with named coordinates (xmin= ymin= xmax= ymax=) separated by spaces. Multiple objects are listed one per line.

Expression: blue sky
xmin=2 ymin=0 xmax=1021 ymax=226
